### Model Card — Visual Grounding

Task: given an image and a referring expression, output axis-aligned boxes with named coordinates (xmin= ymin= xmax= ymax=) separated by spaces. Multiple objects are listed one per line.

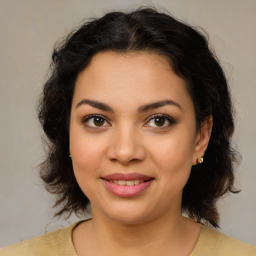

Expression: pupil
xmin=94 ymin=117 xmax=104 ymax=126
xmin=155 ymin=117 xmax=165 ymax=126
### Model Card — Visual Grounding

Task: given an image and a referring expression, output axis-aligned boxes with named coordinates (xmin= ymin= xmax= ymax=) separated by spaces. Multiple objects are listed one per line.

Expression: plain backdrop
xmin=0 ymin=0 xmax=255 ymax=247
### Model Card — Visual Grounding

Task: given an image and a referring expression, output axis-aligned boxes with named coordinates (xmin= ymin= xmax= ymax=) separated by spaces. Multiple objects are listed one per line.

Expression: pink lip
xmin=101 ymin=173 xmax=154 ymax=198
xmin=102 ymin=173 xmax=153 ymax=181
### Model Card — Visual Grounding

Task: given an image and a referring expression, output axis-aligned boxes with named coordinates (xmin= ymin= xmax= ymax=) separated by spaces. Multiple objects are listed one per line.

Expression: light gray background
xmin=0 ymin=0 xmax=255 ymax=247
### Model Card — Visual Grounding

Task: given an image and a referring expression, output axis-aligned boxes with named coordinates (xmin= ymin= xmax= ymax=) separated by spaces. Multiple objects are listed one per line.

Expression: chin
xmin=109 ymin=213 xmax=151 ymax=226
xmin=94 ymin=201 xmax=158 ymax=226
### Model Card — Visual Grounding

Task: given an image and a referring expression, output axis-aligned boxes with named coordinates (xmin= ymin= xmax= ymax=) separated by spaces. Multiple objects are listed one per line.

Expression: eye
xmin=82 ymin=115 xmax=110 ymax=128
xmin=145 ymin=115 xmax=174 ymax=128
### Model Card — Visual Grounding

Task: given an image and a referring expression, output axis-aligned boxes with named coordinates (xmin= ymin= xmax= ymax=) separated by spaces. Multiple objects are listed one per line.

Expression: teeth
xmin=126 ymin=180 xmax=135 ymax=186
xmin=110 ymin=180 xmax=142 ymax=186
xmin=118 ymin=180 xmax=126 ymax=186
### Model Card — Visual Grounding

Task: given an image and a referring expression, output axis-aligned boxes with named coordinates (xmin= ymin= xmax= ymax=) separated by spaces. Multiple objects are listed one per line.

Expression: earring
xmin=198 ymin=157 xmax=204 ymax=164
xmin=69 ymin=155 xmax=72 ymax=158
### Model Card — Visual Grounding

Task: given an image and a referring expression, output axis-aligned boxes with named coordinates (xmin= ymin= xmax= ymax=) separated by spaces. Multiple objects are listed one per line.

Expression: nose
xmin=106 ymin=125 xmax=146 ymax=165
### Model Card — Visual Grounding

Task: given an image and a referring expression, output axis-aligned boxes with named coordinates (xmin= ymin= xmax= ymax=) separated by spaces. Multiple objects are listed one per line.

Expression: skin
xmin=69 ymin=51 xmax=212 ymax=256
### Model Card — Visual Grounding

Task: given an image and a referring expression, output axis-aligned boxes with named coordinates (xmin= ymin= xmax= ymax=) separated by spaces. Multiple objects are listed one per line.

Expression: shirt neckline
xmin=65 ymin=220 xmax=207 ymax=256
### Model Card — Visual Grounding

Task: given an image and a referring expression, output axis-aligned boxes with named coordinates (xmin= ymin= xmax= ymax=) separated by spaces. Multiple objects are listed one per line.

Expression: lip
xmin=102 ymin=173 xmax=153 ymax=181
xmin=101 ymin=173 xmax=154 ymax=197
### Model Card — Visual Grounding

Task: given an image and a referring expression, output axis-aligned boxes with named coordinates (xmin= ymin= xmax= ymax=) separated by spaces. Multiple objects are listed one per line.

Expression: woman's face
xmin=69 ymin=51 xmax=210 ymax=224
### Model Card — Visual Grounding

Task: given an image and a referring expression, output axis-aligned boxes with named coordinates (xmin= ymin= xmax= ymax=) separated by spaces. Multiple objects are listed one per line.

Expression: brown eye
xmin=93 ymin=117 xmax=105 ymax=126
xmin=83 ymin=115 xmax=110 ymax=128
xmin=145 ymin=115 xmax=174 ymax=128
xmin=154 ymin=117 xmax=166 ymax=127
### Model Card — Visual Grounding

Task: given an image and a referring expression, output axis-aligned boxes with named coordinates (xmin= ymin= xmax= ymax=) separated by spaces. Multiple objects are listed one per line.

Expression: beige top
xmin=1 ymin=221 xmax=256 ymax=255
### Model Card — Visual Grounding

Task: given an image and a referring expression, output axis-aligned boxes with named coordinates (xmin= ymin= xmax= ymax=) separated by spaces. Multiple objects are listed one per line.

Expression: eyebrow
xmin=76 ymin=99 xmax=182 ymax=112
xmin=76 ymin=99 xmax=114 ymax=112
xmin=138 ymin=99 xmax=182 ymax=113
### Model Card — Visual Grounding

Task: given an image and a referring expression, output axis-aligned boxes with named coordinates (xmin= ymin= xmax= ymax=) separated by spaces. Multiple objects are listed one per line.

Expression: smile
xmin=101 ymin=173 xmax=154 ymax=197
xmin=108 ymin=180 xmax=143 ymax=186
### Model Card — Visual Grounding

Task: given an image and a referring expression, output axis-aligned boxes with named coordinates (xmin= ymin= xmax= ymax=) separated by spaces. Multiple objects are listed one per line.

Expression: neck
xmin=73 ymin=208 xmax=201 ymax=256
xmin=93 ymin=210 xmax=184 ymax=249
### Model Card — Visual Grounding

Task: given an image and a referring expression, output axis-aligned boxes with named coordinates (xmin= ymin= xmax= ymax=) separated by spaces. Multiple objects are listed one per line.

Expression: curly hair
xmin=38 ymin=8 xmax=238 ymax=227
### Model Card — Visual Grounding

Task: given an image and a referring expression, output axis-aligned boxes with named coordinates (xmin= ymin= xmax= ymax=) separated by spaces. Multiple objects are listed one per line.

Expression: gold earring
xmin=198 ymin=157 xmax=203 ymax=164
xmin=69 ymin=155 xmax=72 ymax=158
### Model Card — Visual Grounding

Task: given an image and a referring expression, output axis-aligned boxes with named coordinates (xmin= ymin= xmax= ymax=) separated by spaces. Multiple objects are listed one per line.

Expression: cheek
xmin=148 ymin=130 xmax=196 ymax=196
xmin=70 ymin=136 xmax=104 ymax=199
xmin=150 ymin=136 xmax=195 ymax=200
xmin=72 ymin=139 xmax=103 ymax=166
xmin=69 ymin=127 xmax=107 ymax=179
xmin=149 ymin=131 xmax=195 ymax=170
xmin=70 ymin=116 xmax=104 ymax=153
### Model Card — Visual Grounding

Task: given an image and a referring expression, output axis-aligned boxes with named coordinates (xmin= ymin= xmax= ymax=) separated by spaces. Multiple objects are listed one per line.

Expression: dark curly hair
xmin=38 ymin=8 xmax=238 ymax=227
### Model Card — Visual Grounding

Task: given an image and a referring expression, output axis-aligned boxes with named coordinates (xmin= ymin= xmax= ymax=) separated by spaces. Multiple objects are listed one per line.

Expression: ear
xmin=192 ymin=116 xmax=213 ymax=165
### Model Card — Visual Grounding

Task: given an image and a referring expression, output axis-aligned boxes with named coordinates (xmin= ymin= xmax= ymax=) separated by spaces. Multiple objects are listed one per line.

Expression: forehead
xmin=73 ymin=51 xmax=192 ymax=110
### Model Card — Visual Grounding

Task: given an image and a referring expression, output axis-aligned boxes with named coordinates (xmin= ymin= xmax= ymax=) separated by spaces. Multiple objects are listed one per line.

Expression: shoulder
xmin=0 ymin=223 xmax=78 ymax=256
xmin=191 ymin=226 xmax=256 ymax=256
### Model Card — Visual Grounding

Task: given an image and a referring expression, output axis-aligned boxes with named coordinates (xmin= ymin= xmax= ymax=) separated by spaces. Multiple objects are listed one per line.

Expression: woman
xmin=1 ymin=7 xmax=255 ymax=256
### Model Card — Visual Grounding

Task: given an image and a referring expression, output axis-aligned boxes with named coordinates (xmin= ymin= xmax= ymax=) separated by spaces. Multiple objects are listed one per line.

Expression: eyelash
xmin=81 ymin=114 xmax=176 ymax=128
xmin=82 ymin=114 xmax=110 ymax=128
xmin=144 ymin=114 xmax=176 ymax=128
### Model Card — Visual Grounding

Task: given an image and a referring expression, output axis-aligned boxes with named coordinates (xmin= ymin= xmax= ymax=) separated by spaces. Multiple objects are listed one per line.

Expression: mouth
xmin=101 ymin=173 xmax=154 ymax=197
xmin=102 ymin=172 xmax=153 ymax=181
xmin=106 ymin=180 xmax=146 ymax=186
